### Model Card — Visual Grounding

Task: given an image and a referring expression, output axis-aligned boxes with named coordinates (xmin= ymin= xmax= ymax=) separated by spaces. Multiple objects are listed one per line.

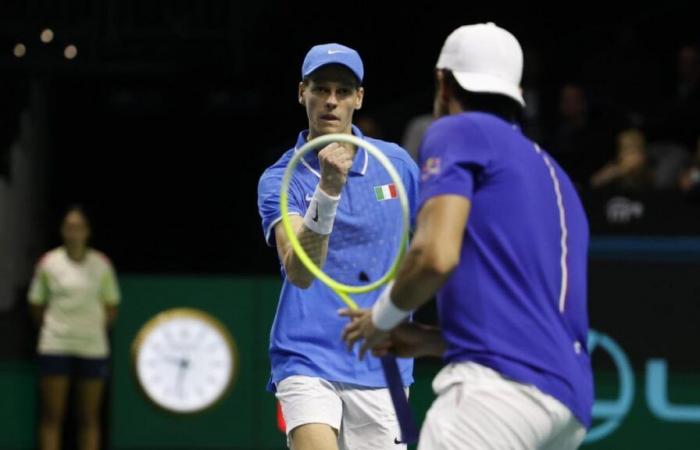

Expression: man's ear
xmin=298 ymin=81 xmax=306 ymax=105
xmin=355 ymin=86 xmax=365 ymax=110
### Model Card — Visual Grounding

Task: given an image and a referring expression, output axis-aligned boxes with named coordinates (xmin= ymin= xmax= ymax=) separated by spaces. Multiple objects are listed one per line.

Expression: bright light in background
xmin=40 ymin=28 xmax=54 ymax=44
xmin=13 ymin=43 xmax=26 ymax=58
xmin=64 ymin=44 xmax=77 ymax=60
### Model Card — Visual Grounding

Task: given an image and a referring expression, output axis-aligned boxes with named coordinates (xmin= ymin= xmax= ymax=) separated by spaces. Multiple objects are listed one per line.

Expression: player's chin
xmin=316 ymin=120 xmax=344 ymax=134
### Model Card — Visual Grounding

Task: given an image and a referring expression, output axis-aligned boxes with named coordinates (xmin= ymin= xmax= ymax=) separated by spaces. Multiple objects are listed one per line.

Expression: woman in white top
xmin=28 ymin=206 xmax=120 ymax=450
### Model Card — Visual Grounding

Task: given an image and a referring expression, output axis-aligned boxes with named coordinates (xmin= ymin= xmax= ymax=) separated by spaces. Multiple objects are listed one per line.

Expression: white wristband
xmin=303 ymin=185 xmax=341 ymax=235
xmin=371 ymin=282 xmax=411 ymax=331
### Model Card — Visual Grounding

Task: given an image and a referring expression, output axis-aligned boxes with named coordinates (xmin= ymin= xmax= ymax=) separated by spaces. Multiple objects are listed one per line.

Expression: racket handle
xmin=380 ymin=355 xmax=419 ymax=444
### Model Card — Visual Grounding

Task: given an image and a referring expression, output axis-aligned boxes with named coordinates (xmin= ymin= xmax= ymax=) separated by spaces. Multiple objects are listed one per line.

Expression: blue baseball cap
xmin=301 ymin=43 xmax=364 ymax=83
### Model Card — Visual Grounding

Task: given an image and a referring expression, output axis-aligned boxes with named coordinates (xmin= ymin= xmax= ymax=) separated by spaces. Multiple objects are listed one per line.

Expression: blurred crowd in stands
xmin=393 ymin=43 xmax=700 ymax=200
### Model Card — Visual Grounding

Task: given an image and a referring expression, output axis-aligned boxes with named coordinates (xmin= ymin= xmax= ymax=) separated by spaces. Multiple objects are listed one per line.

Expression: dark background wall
xmin=1 ymin=2 xmax=697 ymax=274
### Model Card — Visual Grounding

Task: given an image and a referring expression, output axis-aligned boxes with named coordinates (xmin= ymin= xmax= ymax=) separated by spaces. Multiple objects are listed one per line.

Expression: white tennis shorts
xmin=418 ymin=362 xmax=586 ymax=450
xmin=276 ymin=375 xmax=407 ymax=450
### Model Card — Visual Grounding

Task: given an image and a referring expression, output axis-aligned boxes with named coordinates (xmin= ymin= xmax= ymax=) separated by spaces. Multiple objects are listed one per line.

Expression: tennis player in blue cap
xmin=257 ymin=43 xmax=419 ymax=450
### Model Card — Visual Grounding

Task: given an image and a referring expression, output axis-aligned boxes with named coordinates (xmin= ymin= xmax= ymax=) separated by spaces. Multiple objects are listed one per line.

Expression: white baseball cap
xmin=436 ymin=22 xmax=525 ymax=106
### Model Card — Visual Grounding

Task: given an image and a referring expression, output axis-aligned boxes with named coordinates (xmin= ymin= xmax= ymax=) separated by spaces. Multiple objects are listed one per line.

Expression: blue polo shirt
xmin=418 ymin=112 xmax=593 ymax=428
xmin=258 ymin=125 xmax=418 ymax=390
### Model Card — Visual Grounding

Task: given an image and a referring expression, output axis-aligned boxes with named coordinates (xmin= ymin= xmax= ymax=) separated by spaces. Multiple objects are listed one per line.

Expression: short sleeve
xmin=100 ymin=262 xmax=121 ymax=306
xmin=28 ymin=261 xmax=49 ymax=305
xmin=257 ymin=166 xmax=306 ymax=247
xmin=417 ymin=116 xmax=493 ymax=211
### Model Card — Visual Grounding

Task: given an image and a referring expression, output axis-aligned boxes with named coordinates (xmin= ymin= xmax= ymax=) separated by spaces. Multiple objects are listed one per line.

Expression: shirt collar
xmin=293 ymin=125 xmax=369 ymax=178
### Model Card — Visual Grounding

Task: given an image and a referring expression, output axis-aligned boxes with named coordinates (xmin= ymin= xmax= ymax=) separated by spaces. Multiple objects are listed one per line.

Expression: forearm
xmin=410 ymin=323 xmax=446 ymax=358
xmin=372 ymin=195 xmax=467 ymax=330
xmin=391 ymin=245 xmax=454 ymax=312
xmin=343 ymin=198 xmax=468 ymax=358
xmin=278 ymin=184 xmax=340 ymax=288
xmin=590 ymin=164 xmax=621 ymax=188
xmin=371 ymin=241 xmax=456 ymax=334
xmin=283 ymin=225 xmax=330 ymax=288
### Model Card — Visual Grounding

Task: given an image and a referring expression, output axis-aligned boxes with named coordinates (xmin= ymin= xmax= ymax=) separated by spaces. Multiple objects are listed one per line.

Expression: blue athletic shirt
xmin=258 ymin=125 xmax=418 ymax=391
xmin=418 ymin=112 xmax=593 ymax=427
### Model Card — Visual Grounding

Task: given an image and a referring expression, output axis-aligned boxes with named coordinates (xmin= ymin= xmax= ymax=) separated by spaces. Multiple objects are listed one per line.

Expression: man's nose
xmin=325 ymin=90 xmax=339 ymax=107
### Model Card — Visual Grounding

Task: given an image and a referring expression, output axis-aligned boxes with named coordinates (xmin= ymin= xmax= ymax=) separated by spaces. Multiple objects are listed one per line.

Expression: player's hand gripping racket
xmin=279 ymin=133 xmax=419 ymax=444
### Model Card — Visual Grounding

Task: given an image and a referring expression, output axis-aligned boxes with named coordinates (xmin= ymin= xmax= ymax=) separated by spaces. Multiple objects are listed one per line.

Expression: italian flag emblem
xmin=374 ymin=183 xmax=398 ymax=201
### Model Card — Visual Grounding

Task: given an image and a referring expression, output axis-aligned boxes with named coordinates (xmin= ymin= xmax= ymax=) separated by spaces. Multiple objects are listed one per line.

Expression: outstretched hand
xmin=339 ymin=308 xmax=390 ymax=360
xmin=370 ymin=322 xmax=440 ymax=358
xmin=341 ymin=309 xmax=445 ymax=360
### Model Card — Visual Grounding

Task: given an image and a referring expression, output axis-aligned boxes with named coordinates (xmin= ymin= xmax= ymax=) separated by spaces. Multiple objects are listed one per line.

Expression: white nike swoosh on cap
xmin=327 ymin=50 xmax=347 ymax=54
xmin=305 ymin=194 xmax=313 ymax=202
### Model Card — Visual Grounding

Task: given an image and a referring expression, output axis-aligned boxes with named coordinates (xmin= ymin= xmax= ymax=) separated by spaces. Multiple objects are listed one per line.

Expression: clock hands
xmin=175 ymin=358 xmax=190 ymax=399
xmin=161 ymin=354 xmax=184 ymax=366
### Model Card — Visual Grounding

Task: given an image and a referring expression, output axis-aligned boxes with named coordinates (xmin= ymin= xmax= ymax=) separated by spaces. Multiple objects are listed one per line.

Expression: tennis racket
xmin=279 ymin=132 xmax=419 ymax=444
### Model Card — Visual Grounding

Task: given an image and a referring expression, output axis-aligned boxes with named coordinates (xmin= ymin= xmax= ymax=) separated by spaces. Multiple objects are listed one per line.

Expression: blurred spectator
xmin=646 ymin=141 xmax=690 ymax=190
xmin=355 ymin=114 xmax=384 ymax=139
xmin=29 ymin=206 xmax=120 ymax=450
xmin=590 ymin=128 xmax=654 ymax=192
xmin=677 ymin=45 xmax=700 ymax=100
xmin=545 ymin=83 xmax=614 ymax=189
xmin=678 ymin=136 xmax=700 ymax=197
xmin=521 ymin=47 xmax=544 ymax=142
xmin=649 ymin=44 xmax=700 ymax=149
xmin=401 ymin=113 xmax=433 ymax=161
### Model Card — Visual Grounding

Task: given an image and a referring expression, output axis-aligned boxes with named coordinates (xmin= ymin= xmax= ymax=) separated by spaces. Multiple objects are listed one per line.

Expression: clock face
xmin=133 ymin=309 xmax=236 ymax=413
